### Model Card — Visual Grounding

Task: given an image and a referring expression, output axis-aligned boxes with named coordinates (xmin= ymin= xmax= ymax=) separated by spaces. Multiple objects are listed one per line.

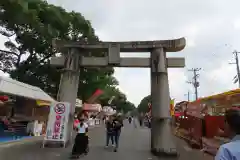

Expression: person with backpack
xmin=105 ymin=116 xmax=114 ymax=148
xmin=112 ymin=114 xmax=123 ymax=152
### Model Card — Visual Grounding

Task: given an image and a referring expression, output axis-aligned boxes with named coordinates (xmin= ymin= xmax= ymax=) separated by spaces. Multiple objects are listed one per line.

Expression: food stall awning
xmin=36 ymin=100 xmax=51 ymax=106
xmin=198 ymin=88 xmax=240 ymax=101
xmin=83 ymin=103 xmax=102 ymax=112
xmin=0 ymin=76 xmax=55 ymax=102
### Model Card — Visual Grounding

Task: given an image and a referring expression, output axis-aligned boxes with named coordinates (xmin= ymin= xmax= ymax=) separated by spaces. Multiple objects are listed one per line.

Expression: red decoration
xmin=92 ymin=89 xmax=103 ymax=97
xmin=87 ymin=89 xmax=104 ymax=103
xmin=0 ymin=96 xmax=8 ymax=101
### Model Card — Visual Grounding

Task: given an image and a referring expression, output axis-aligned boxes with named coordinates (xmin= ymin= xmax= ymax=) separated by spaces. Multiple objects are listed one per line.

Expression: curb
xmin=0 ymin=124 xmax=102 ymax=149
xmin=0 ymin=136 xmax=43 ymax=149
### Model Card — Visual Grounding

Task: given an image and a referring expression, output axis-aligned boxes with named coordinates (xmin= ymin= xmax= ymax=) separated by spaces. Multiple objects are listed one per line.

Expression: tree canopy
xmin=137 ymin=95 xmax=151 ymax=113
xmin=0 ymin=0 xmax=135 ymax=112
xmin=98 ymin=86 xmax=136 ymax=113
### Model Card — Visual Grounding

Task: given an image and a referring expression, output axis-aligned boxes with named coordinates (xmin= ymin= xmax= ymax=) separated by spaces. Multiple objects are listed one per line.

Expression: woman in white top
xmin=71 ymin=118 xmax=89 ymax=158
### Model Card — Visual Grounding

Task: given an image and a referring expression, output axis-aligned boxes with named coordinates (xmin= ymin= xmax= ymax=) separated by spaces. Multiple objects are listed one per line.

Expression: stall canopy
xmin=83 ymin=103 xmax=102 ymax=112
xmin=0 ymin=76 xmax=55 ymax=102
xmin=198 ymin=88 xmax=240 ymax=101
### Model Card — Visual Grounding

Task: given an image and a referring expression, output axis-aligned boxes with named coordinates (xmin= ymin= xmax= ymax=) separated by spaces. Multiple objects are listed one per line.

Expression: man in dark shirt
xmin=105 ymin=116 xmax=114 ymax=148
xmin=215 ymin=108 xmax=240 ymax=160
xmin=112 ymin=115 xmax=123 ymax=152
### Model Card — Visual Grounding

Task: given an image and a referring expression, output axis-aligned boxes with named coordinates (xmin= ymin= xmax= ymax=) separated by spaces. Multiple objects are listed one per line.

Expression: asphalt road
xmin=0 ymin=121 xmax=213 ymax=160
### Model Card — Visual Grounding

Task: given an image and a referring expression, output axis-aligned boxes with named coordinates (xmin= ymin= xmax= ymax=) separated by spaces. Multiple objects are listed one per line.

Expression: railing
xmin=87 ymin=118 xmax=101 ymax=127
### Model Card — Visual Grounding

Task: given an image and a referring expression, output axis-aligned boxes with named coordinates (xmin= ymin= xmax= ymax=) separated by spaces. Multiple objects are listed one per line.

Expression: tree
xmin=0 ymin=0 xmax=115 ymax=99
xmin=98 ymin=86 xmax=136 ymax=113
xmin=137 ymin=95 xmax=151 ymax=113
xmin=0 ymin=0 xmax=136 ymax=111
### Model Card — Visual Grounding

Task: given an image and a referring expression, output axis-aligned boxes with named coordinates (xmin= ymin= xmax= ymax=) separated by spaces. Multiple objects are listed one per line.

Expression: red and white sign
xmin=83 ymin=103 xmax=102 ymax=112
xmin=45 ymin=102 xmax=71 ymax=142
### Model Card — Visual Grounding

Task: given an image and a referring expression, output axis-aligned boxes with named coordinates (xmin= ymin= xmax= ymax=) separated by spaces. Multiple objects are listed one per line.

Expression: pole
xmin=184 ymin=91 xmax=190 ymax=101
xmin=150 ymin=48 xmax=177 ymax=157
xmin=234 ymin=51 xmax=240 ymax=88
xmin=56 ymin=48 xmax=80 ymax=145
xmin=193 ymin=69 xmax=198 ymax=100
xmin=188 ymin=68 xmax=201 ymax=100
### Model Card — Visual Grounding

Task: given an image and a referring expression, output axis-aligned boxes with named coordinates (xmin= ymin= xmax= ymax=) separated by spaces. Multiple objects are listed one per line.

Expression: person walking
xmin=138 ymin=114 xmax=143 ymax=127
xmin=71 ymin=117 xmax=89 ymax=159
xmin=105 ymin=116 xmax=114 ymax=148
xmin=128 ymin=116 xmax=132 ymax=124
xmin=215 ymin=108 xmax=240 ymax=160
xmin=112 ymin=115 xmax=123 ymax=152
xmin=133 ymin=116 xmax=137 ymax=128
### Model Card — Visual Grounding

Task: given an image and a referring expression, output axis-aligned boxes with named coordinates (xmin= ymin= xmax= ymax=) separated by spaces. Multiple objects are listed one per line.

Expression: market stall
xmin=175 ymin=88 xmax=240 ymax=155
xmin=0 ymin=76 xmax=55 ymax=138
xmin=82 ymin=103 xmax=102 ymax=126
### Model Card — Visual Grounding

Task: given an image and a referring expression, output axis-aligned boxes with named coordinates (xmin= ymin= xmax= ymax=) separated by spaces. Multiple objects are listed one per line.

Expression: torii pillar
xmin=50 ymin=37 xmax=186 ymax=157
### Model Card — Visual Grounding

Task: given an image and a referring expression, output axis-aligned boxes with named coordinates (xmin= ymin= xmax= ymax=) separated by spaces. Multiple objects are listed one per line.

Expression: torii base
xmin=151 ymin=118 xmax=179 ymax=158
xmin=151 ymin=149 xmax=179 ymax=158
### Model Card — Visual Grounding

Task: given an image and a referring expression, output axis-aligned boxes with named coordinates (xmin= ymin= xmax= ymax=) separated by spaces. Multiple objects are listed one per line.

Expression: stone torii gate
xmin=51 ymin=37 xmax=186 ymax=157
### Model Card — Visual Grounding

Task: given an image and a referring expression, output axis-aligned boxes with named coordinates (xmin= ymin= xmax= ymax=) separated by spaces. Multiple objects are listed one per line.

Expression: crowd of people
xmin=104 ymin=114 xmax=123 ymax=152
xmin=127 ymin=114 xmax=151 ymax=128
xmin=71 ymin=113 xmax=124 ymax=158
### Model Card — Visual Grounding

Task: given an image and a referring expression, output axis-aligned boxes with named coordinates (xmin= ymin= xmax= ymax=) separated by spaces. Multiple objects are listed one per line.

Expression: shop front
xmin=0 ymin=76 xmax=55 ymax=141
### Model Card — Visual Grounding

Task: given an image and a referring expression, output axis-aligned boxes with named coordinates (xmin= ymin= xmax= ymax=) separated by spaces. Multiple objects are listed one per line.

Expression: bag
xmin=113 ymin=121 xmax=122 ymax=130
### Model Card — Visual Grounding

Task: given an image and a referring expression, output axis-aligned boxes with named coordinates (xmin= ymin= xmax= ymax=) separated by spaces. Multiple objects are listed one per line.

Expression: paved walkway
xmin=0 ymin=121 xmax=213 ymax=160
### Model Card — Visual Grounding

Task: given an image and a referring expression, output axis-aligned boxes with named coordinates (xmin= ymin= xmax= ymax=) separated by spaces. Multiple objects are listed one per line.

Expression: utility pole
xmin=230 ymin=50 xmax=240 ymax=88
xmin=184 ymin=91 xmax=190 ymax=101
xmin=187 ymin=68 xmax=201 ymax=100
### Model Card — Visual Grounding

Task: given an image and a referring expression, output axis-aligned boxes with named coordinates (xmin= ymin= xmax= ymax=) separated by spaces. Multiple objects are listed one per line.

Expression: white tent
xmin=0 ymin=76 xmax=55 ymax=102
xmin=102 ymin=106 xmax=116 ymax=115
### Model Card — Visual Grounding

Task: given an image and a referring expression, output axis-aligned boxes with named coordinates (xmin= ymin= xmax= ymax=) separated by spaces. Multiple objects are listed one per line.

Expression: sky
xmin=1 ymin=0 xmax=240 ymax=106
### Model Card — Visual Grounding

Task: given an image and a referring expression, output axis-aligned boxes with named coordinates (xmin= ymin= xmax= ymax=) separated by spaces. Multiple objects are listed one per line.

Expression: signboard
xmin=170 ymin=99 xmax=175 ymax=116
xmin=102 ymin=106 xmax=116 ymax=115
xmin=76 ymin=98 xmax=82 ymax=108
xmin=83 ymin=103 xmax=102 ymax=112
xmin=44 ymin=102 xmax=71 ymax=143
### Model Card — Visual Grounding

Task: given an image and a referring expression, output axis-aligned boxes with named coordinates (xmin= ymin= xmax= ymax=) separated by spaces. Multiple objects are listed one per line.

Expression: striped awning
xmin=0 ymin=76 xmax=55 ymax=102
xmin=198 ymin=88 xmax=240 ymax=101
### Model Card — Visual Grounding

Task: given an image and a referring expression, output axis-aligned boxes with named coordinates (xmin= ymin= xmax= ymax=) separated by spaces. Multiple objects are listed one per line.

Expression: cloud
xmin=1 ymin=0 xmax=240 ymax=106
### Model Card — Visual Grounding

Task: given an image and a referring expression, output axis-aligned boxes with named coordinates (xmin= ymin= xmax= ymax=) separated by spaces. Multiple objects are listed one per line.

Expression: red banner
xmin=87 ymin=89 xmax=104 ymax=103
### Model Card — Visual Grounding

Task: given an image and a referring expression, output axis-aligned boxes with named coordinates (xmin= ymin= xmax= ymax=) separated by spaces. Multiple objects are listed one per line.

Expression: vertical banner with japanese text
xmin=45 ymin=102 xmax=71 ymax=142
xmin=170 ymin=99 xmax=175 ymax=116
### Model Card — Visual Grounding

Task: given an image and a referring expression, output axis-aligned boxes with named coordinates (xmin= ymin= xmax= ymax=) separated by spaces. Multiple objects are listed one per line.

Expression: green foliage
xmin=98 ymin=86 xmax=136 ymax=113
xmin=137 ymin=95 xmax=151 ymax=113
xmin=0 ymin=0 xmax=135 ymax=112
